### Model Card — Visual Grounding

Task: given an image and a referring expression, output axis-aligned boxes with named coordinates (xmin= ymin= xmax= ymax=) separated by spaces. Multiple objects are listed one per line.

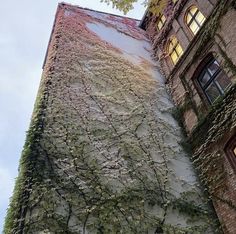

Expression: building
xmin=4 ymin=1 xmax=236 ymax=233
xmin=141 ymin=0 xmax=236 ymax=233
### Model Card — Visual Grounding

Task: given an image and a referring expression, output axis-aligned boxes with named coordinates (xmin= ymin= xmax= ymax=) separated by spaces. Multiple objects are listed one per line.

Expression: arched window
xmin=167 ymin=36 xmax=183 ymax=65
xmin=186 ymin=6 xmax=206 ymax=35
xmin=197 ymin=58 xmax=231 ymax=103
xmin=225 ymin=135 xmax=236 ymax=172
xmin=157 ymin=14 xmax=166 ymax=30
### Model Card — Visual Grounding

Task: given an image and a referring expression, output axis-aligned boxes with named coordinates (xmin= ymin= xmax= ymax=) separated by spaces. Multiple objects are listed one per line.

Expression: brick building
xmin=4 ymin=1 xmax=236 ymax=233
xmin=141 ymin=0 xmax=236 ymax=233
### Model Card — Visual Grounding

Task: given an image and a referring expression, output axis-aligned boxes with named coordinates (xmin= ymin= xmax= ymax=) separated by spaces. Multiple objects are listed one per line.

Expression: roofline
xmin=59 ymin=2 xmax=141 ymax=21
xmin=139 ymin=8 xmax=149 ymax=28
xmin=42 ymin=3 xmax=61 ymax=69
xmin=42 ymin=2 xmax=143 ymax=69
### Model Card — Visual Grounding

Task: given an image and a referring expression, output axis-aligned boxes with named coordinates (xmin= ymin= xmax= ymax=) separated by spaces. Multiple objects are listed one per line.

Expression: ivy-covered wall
xmin=189 ymin=85 xmax=236 ymax=234
xmin=141 ymin=0 xmax=236 ymax=232
xmin=4 ymin=4 xmax=219 ymax=234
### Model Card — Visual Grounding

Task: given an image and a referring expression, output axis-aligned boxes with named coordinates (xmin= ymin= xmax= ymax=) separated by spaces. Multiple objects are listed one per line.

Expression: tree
xmin=101 ymin=0 xmax=168 ymax=15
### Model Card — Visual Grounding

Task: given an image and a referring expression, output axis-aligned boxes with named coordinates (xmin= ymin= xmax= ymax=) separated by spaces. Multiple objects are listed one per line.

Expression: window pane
xmin=168 ymin=42 xmax=174 ymax=53
xmin=200 ymin=71 xmax=211 ymax=87
xmin=157 ymin=21 xmax=163 ymax=30
xmin=190 ymin=21 xmax=199 ymax=34
xmin=169 ymin=37 xmax=177 ymax=53
xmin=171 ymin=37 xmax=177 ymax=46
xmin=196 ymin=11 xmax=205 ymax=25
xmin=208 ymin=60 xmax=220 ymax=76
xmin=233 ymin=147 xmax=236 ymax=156
xmin=186 ymin=7 xmax=205 ymax=34
xmin=197 ymin=58 xmax=231 ymax=104
xmin=168 ymin=37 xmax=183 ymax=64
xmin=161 ymin=15 xmax=166 ymax=24
xmin=171 ymin=51 xmax=178 ymax=64
xmin=225 ymin=136 xmax=236 ymax=171
xmin=190 ymin=7 xmax=198 ymax=16
xmin=205 ymin=82 xmax=221 ymax=103
xmin=186 ymin=13 xmax=192 ymax=24
xmin=175 ymin=44 xmax=183 ymax=56
xmin=157 ymin=14 xmax=166 ymax=30
xmin=215 ymin=71 xmax=232 ymax=92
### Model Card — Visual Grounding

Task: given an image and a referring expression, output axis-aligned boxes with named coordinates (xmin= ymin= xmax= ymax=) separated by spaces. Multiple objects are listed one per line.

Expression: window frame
xmin=185 ymin=6 xmax=206 ymax=35
xmin=225 ymin=135 xmax=236 ymax=173
xmin=197 ymin=58 xmax=231 ymax=104
xmin=157 ymin=14 xmax=166 ymax=31
xmin=167 ymin=36 xmax=183 ymax=65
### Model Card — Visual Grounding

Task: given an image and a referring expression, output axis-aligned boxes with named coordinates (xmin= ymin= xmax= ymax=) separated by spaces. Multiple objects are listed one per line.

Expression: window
xmin=168 ymin=37 xmax=183 ymax=65
xmin=186 ymin=6 xmax=206 ymax=35
xmin=225 ymin=135 xmax=236 ymax=172
xmin=157 ymin=14 xmax=166 ymax=30
xmin=197 ymin=58 xmax=231 ymax=103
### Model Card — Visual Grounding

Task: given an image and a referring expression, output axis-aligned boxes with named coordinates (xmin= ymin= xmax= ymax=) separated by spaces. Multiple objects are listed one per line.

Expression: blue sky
xmin=0 ymin=0 xmax=145 ymax=231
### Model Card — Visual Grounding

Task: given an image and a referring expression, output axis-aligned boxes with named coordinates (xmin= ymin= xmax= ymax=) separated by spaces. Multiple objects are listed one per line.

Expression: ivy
xmin=4 ymin=4 xmax=219 ymax=233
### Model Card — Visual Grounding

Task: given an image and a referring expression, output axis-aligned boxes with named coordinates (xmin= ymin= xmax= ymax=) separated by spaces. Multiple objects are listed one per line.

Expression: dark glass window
xmin=225 ymin=135 xmax=236 ymax=172
xmin=197 ymin=59 xmax=231 ymax=103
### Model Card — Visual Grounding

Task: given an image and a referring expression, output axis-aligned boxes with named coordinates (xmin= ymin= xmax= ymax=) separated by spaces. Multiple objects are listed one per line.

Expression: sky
xmin=0 ymin=0 xmax=145 ymax=231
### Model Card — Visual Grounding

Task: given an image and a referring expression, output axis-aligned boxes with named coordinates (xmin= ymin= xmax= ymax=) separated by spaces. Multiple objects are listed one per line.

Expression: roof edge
xmin=42 ymin=3 xmax=61 ymax=69
xmin=60 ymin=2 xmax=140 ymax=21
xmin=139 ymin=8 xmax=149 ymax=29
xmin=43 ymin=2 xmax=145 ymax=69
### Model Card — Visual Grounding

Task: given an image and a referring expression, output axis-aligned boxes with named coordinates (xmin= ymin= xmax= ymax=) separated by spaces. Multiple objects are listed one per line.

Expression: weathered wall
xmin=143 ymin=0 xmax=236 ymax=233
xmin=4 ymin=3 xmax=218 ymax=234
xmin=189 ymin=86 xmax=236 ymax=234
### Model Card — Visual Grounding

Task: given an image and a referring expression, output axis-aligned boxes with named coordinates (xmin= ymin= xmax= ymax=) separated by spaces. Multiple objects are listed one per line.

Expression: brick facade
xmin=142 ymin=0 xmax=236 ymax=233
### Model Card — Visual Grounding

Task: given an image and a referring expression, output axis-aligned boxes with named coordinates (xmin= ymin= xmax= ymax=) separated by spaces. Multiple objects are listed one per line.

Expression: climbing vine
xmin=189 ymin=84 xmax=236 ymax=207
xmin=4 ymin=4 xmax=219 ymax=234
